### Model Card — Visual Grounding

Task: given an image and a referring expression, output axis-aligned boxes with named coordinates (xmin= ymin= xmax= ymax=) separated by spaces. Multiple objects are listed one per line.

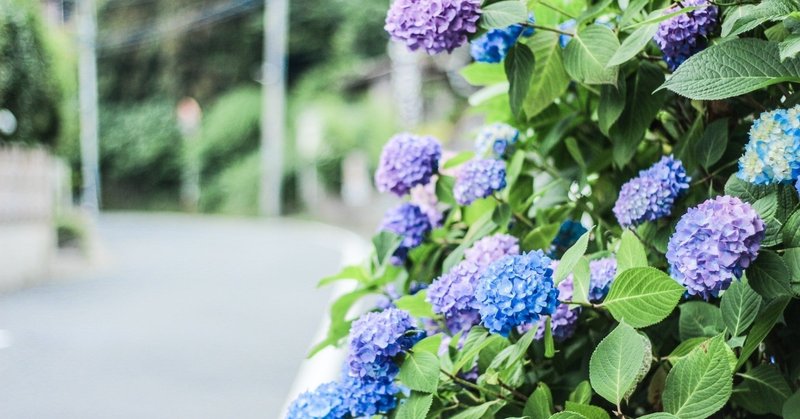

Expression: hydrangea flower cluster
xmin=342 ymin=374 xmax=400 ymax=417
xmin=653 ymin=0 xmax=718 ymax=71
xmin=737 ymin=106 xmax=800 ymax=185
xmin=476 ymin=250 xmax=559 ymax=336
xmin=518 ymin=261 xmax=580 ymax=341
xmin=470 ymin=16 xmax=534 ymax=63
xmin=464 ymin=233 xmax=520 ymax=269
xmin=549 ymin=220 xmax=587 ymax=258
xmin=375 ymin=133 xmax=441 ymax=197
xmin=797 ymin=178 xmax=800 ymax=196
xmin=286 ymin=381 xmax=348 ymax=419
xmin=346 ymin=308 xmax=424 ymax=379
xmin=385 ymin=0 xmax=481 ymax=55
xmin=379 ymin=203 xmax=432 ymax=265
xmin=454 ymin=158 xmax=507 ymax=205
xmin=589 ymin=257 xmax=617 ymax=302
xmin=475 ymin=123 xmax=520 ymax=158
xmin=427 ymin=260 xmax=483 ymax=333
xmin=410 ymin=178 xmax=444 ymax=226
xmin=667 ymin=195 xmax=765 ymax=299
xmin=613 ymin=155 xmax=690 ymax=227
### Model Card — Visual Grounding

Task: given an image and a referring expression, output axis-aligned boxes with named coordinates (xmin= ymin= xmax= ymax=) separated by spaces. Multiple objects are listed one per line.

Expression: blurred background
xmin=0 ymin=0 xmax=483 ymax=417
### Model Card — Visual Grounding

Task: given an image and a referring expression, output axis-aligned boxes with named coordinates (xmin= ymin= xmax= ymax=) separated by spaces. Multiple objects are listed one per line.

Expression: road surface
xmin=0 ymin=213 xmax=364 ymax=419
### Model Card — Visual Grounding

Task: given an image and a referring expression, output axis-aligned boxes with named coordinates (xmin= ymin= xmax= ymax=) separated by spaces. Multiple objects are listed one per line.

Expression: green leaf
xmin=720 ymin=277 xmax=762 ymax=337
xmin=571 ymin=257 xmax=591 ymax=305
xmin=524 ymin=382 xmax=554 ymax=419
xmin=662 ymin=336 xmax=734 ymax=419
xmin=550 ymin=412 xmax=589 ymax=419
xmin=522 ymin=223 xmax=561 ymax=251
xmin=451 ymin=400 xmax=505 ymax=419
xmin=461 ymin=62 xmax=507 ymax=86
xmin=783 ymin=390 xmax=800 ymax=419
xmin=563 ymin=25 xmax=620 ymax=85
xmin=506 ymin=150 xmax=526 ymax=187
xmin=506 ymin=43 xmax=536 ymax=118
xmin=747 ymin=249 xmax=793 ymax=298
xmin=443 ymin=151 xmax=476 ymax=169
xmin=723 ymin=174 xmax=772 ymax=203
xmin=783 ymin=209 xmax=800 ymax=246
xmin=569 ymin=381 xmax=593 ymax=405
xmin=395 ymin=392 xmax=434 ymax=419
xmin=598 ymin=73 xmax=626 ymax=135
xmin=660 ymin=38 xmax=800 ymax=100
xmin=607 ymin=23 xmax=659 ymax=66
xmin=481 ymin=0 xmax=528 ymax=29
xmin=544 ymin=316 xmax=555 ymax=358
xmin=733 ymin=364 xmax=792 ymax=416
xmin=308 ymin=289 xmax=372 ymax=357
xmin=555 ymin=229 xmax=592 ymax=283
xmin=442 ymin=212 xmax=496 ymax=272
xmin=436 ymin=175 xmax=457 ymax=205
xmin=454 ymin=328 xmax=504 ymax=373
xmin=639 ymin=414 xmax=679 ymax=419
xmin=678 ymin=301 xmax=724 ymax=340
xmin=694 ymin=118 xmax=728 ymax=169
xmin=398 ymin=351 xmax=440 ymax=393
xmin=610 ymin=62 xmax=666 ymax=166
xmin=394 ymin=291 xmax=436 ymax=318
xmin=317 ymin=265 xmax=369 ymax=287
xmin=616 ymin=229 xmax=648 ymax=273
xmin=752 ymin=192 xmax=783 ymax=246
xmin=564 ymin=402 xmax=611 ymax=419
xmin=779 ymin=33 xmax=800 ymax=60
xmin=373 ymin=231 xmax=403 ymax=267
xmin=523 ymin=31 xmax=571 ymax=118
xmin=413 ymin=334 xmax=443 ymax=354
xmin=785 ymin=248 xmax=800 ymax=293
xmin=589 ymin=321 xmax=650 ymax=406
xmin=666 ymin=337 xmax=709 ymax=364
xmin=737 ymin=296 xmax=791 ymax=369
xmin=723 ymin=0 xmax=799 ymax=37
xmin=601 ymin=267 xmax=685 ymax=328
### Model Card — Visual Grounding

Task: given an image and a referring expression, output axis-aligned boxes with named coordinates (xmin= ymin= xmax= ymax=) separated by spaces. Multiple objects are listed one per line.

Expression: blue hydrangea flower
xmin=464 ymin=233 xmax=520 ymax=269
xmin=475 ymin=123 xmax=520 ymax=158
xmin=589 ymin=257 xmax=617 ymax=302
xmin=375 ymin=133 xmax=442 ymax=196
xmin=517 ymin=261 xmax=580 ymax=341
xmin=559 ymin=19 xmax=576 ymax=48
xmin=613 ymin=155 xmax=690 ymax=227
xmin=667 ymin=195 xmax=765 ymax=299
xmin=379 ymin=203 xmax=433 ymax=265
xmin=738 ymin=106 xmax=800 ymax=185
xmin=549 ymin=220 xmax=587 ymax=258
xmin=470 ymin=15 xmax=535 ymax=63
xmin=653 ymin=0 xmax=718 ymax=71
xmin=385 ymin=0 xmax=481 ymax=55
xmin=286 ymin=382 xmax=348 ymax=419
xmin=476 ymin=250 xmax=559 ymax=336
xmin=427 ymin=260 xmax=483 ymax=334
xmin=796 ymin=177 xmax=800 ymax=197
xmin=346 ymin=308 xmax=424 ymax=379
xmin=342 ymin=374 xmax=400 ymax=417
xmin=454 ymin=158 xmax=507 ymax=205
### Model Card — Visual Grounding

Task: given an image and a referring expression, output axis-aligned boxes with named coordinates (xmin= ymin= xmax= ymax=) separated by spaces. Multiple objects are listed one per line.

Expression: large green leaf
xmin=397 ymin=351 xmax=440 ymax=393
xmin=786 ymin=248 xmax=800 ymax=293
xmin=523 ymin=32 xmax=571 ymax=118
xmin=784 ymin=209 xmax=800 ymax=246
xmin=563 ymin=25 xmax=620 ymax=85
xmin=451 ymin=400 xmax=505 ymax=419
xmin=555 ymin=229 xmax=592 ymax=283
xmin=607 ymin=23 xmax=659 ymax=66
xmin=598 ymin=73 xmax=626 ymax=135
xmin=737 ymin=296 xmax=791 ymax=369
xmin=394 ymin=291 xmax=435 ymax=318
xmin=747 ymin=249 xmax=793 ymax=298
xmin=752 ymin=192 xmax=783 ymax=246
xmin=564 ymin=402 xmax=611 ymax=419
xmin=723 ymin=0 xmax=799 ymax=37
xmin=784 ymin=390 xmax=800 ymax=419
xmin=589 ymin=322 xmax=651 ymax=406
xmin=571 ymin=257 xmax=591 ymax=305
xmin=460 ymin=62 xmax=507 ymax=86
xmin=524 ymin=382 xmax=554 ymax=419
xmin=720 ymin=277 xmax=762 ymax=337
xmin=616 ymin=229 xmax=648 ymax=273
xmin=678 ymin=301 xmax=724 ymax=340
xmin=662 ymin=336 xmax=734 ymax=419
xmin=601 ymin=267 xmax=685 ymax=328
xmin=610 ymin=62 xmax=666 ymax=166
xmin=779 ymin=33 xmax=800 ymax=60
xmin=395 ymin=392 xmax=434 ymax=419
xmin=505 ymin=43 xmax=535 ymax=118
xmin=694 ymin=118 xmax=728 ymax=170
xmin=480 ymin=0 xmax=528 ymax=29
xmin=724 ymin=174 xmax=772 ymax=203
xmin=661 ymin=38 xmax=800 ymax=100
xmin=733 ymin=364 xmax=792 ymax=416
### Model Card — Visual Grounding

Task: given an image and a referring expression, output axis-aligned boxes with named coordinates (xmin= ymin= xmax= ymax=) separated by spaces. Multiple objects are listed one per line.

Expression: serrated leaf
xmin=678 ymin=301 xmax=724 ymax=340
xmin=694 ymin=118 xmax=728 ymax=169
xmin=720 ymin=277 xmax=762 ymax=336
xmin=616 ymin=229 xmax=648 ymax=273
xmin=607 ymin=23 xmax=659 ymax=66
xmin=564 ymin=402 xmax=610 ymax=419
xmin=571 ymin=257 xmax=591 ymax=305
xmin=666 ymin=337 xmax=709 ymax=364
xmin=601 ymin=267 xmax=685 ymax=328
xmin=481 ymin=0 xmax=528 ymax=28
xmin=733 ymin=364 xmax=792 ymax=415
xmin=784 ymin=209 xmax=800 ymax=246
xmin=461 ymin=62 xmax=507 ymax=86
xmin=523 ymin=32 xmax=571 ymax=118
xmin=394 ymin=291 xmax=436 ymax=318
xmin=550 ymin=412 xmax=588 ymax=419
xmin=738 ymin=296 xmax=791 ymax=369
xmin=661 ymin=38 xmax=800 ymax=100
xmin=723 ymin=174 xmax=772 ymax=203
xmin=413 ymin=334 xmax=443 ymax=354
xmin=785 ymin=248 xmax=800 ymax=293
xmin=780 ymin=33 xmax=800 ymax=60
xmin=747 ymin=249 xmax=793 ymax=298
xmin=555 ymin=229 xmax=592 ymax=283
xmin=398 ymin=351 xmax=440 ymax=393
xmin=395 ymin=391 xmax=434 ymax=419
xmin=589 ymin=321 xmax=650 ymax=406
xmin=611 ymin=62 xmax=666 ymax=166
xmin=639 ymin=414 xmax=679 ymax=418
xmin=525 ymin=382 xmax=554 ymax=419
xmin=662 ymin=336 xmax=734 ymax=419
xmin=506 ymin=43 xmax=535 ymax=118
xmin=752 ymin=192 xmax=783 ymax=246
xmin=723 ymin=0 xmax=799 ymax=37
xmin=451 ymin=400 xmax=505 ymax=419
xmin=563 ymin=25 xmax=620 ymax=85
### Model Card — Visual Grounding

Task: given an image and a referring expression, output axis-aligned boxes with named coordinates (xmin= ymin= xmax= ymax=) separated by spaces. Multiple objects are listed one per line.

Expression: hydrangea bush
xmin=290 ymin=0 xmax=800 ymax=417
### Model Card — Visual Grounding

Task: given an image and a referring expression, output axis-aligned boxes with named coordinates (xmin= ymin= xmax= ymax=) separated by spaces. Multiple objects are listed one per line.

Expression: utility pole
xmin=259 ymin=0 xmax=288 ymax=217
xmin=77 ymin=0 xmax=100 ymax=214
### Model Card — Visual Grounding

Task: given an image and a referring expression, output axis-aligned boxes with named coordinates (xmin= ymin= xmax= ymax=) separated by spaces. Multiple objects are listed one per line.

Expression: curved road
xmin=0 ymin=213 xmax=364 ymax=419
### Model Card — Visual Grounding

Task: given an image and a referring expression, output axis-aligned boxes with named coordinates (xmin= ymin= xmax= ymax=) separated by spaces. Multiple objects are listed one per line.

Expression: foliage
xmin=293 ymin=0 xmax=800 ymax=417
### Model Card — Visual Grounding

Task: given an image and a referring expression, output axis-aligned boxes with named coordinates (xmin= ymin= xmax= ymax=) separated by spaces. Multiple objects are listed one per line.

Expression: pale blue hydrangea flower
xmin=738 ymin=106 xmax=800 ymax=185
xmin=286 ymin=382 xmax=348 ymax=419
xmin=342 ymin=374 xmax=400 ymax=417
xmin=470 ymin=15 xmax=535 ymax=63
xmin=475 ymin=123 xmax=520 ymax=158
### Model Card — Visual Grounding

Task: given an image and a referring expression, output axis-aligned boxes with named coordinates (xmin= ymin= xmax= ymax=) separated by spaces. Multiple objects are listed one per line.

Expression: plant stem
xmin=539 ymin=1 xmax=577 ymax=18
xmin=497 ymin=379 xmax=529 ymax=401
xmin=440 ymin=369 xmax=525 ymax=406
xmin=514 ymin=211 xmax=536 ymax=228
xmin=524 ymin=23 xmax=574 ymax=36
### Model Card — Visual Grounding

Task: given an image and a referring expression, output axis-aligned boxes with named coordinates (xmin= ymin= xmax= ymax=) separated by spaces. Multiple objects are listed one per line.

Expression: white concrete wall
xmin=0 ymin=222 xmax=55 ymax=292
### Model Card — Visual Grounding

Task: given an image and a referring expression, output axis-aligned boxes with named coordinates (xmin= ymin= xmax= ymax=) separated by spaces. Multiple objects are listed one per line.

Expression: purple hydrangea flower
xmin=287 ymin=382 xmax=348 ymax=419
xmin=475 ymin=123 xmax=520 ymax=158
xmin=476 ymin=250 xmax=559 ymax=336
xmin=379 ymin=203 xmax=433 ymax=265
xmin=342 ymin=374 xmax=400 ymax=417
xmin=427 ymin=260 xmax=483 ymax=334
xmin=613 ymin=155 xmax=690 ymax=227
xmin=653 ymin=0 xmax=718 ymax=71
xmin=410 ymin=178 xmax=444 ymax=227
xmin=346 ymin=308 xmax=424 ymax=379
xmin=667 ymin=195 xmax=765 ymax=299
xmin=385 ymin=0 xmax=481 ymax=55
xmin=454 ymin=158 xmax=507 ymax=205
xmin=549 ymin=220 xmax=587 ymax=258
xmin=375 ymin=133 xmax=442 ymax=196
xmin=464 ymin=233 xmax=520 ymax=269
xmin=738 ymin=106 xmax=800 ymax=185
xmin=470 ymin=15 xmax=535 ymax=63
xmin=589 ymin=257 xmax=617 ymax=302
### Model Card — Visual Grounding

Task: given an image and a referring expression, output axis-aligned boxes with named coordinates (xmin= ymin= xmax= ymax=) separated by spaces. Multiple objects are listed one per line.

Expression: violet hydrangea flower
xmin=346 ymin=308 xmax=424 ymax=379
xmin=470 ymin=15 xmax=535 ymax=63
xmin=476 ymin=250 xmax=559 ymax=336
xmin=464 ymin=233 xmax=520 ymax=269
xmin=375 ymin=133 xmax=441 ymax=197
xmin=427 ymin=260 xmax=483 ymax=334
xmin=286 ymin=382 xmax=348 ymax=419
xmin=667 ymin=195 xmax=765 ymax=299
xmin=653 ymin=0 xmax=718 ymax=71
xmin=738 ymin=106 xmax=800 ymax=185
xmin=589 ymin=257 xmax=617 ymax=302
xmin=475 ymin=123 xmax=520 ymax=158
xmin=454 ymin=158 xmax=507 ymax=205
xmin=379 ymin=203 xmax=432 ymax=265
xmin=385 ymin=0 xmax=481 ymax=55
xmin=613 ymin=155 xmax=690 ymax=227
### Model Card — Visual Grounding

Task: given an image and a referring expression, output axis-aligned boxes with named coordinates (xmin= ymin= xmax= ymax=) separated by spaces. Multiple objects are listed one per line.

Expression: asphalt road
xmin=0 ymin=213 xmax=362 ymax=419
